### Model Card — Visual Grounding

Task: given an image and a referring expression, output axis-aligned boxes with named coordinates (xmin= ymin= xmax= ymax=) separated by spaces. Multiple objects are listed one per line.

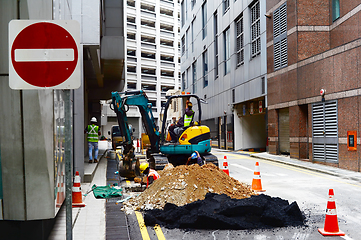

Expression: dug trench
xmin=123 ymin=163 xmax=305 ymax=230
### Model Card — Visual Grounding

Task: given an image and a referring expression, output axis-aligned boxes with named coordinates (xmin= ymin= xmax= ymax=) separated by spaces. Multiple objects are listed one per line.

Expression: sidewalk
xmin=48 ymin=147 xmax=109 ymax=240
xmin=237 ymin=150 xmax=361 ymax=183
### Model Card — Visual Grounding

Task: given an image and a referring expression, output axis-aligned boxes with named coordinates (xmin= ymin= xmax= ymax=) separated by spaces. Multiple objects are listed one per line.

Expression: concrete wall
xmin=0 ymin=0 xmax=55 ymax=220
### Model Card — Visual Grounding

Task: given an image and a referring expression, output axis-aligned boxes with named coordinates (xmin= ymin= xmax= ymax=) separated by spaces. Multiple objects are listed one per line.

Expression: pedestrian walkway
xmin=48 ymin=152 xmax=108 ymax=240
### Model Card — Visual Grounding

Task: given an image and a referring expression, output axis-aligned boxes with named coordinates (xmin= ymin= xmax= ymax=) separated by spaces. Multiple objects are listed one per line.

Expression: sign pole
xmin=64 ymin=89 xmax=72 ymax=240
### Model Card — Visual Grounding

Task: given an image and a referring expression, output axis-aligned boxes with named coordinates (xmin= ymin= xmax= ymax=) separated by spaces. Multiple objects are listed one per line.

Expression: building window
xmin=127 ymin=16 xmax=136 ymax=23
xmin=141 ymin=3 xmax=155 ymax=12
xmin=250 ymin=1 xmax=261 ymax=57
xmin=202 ymin=1 xmax=207 ymax=39
xmin=161 ymin=55 xmax=174 ymax=62
xmin=182 ymin=72 xmax=186 ymax=90
xmin=273 ymin=3 xmax=287 ymax=70
xmin=160 ymin=8 xmax=173 ymax=17
xmin=214 ymin=12 xmax=218 ymax=78
xmin=160 ymin=39 xmax=173 ymax=47
xmin=332 ymin=0 xmax=340 ymax=21
xmin=181 ymin=35 xmax=185 ymax=56
xmin=181 ymin=0 xmax=185 ymax=26
xmin=141 ymin=52 xmax=156 ymax=59
xmin=186 ymin=27 xmax=189 ymax=58
xmin=160 ymin=23 xmax=173 ymax=32
xmin=127 ymin=0 xmax=135 ymax=7
xmin=141 ymin=67 xmax=156 ymax=75
xmin=186 ymin=67 xmax=190 ymax=89
xmin=127 ymin=49 xmax=136 ymax=56
xmin=141 ymin=19 xmax=155 ymax=28
xmin=203 ymin=50 xmax=208 ymax=88
xmin=127 ymin=65 xmax=136 ymax=73
xmin=191 ymin=0 xmax=196 ymax=9
xmin=141 ymin=35 xmax=155 ymax=43
xmin=224 ymin=27 xmax=230 ymax=75
xmin=191 ymin=19 xmax=195 ymax=52
xmin=127 ymin=32 xmax=136 ymax=40
xmin=223 ymin=0 xmax=229 ymax=14
xmin=192 ymin=61 xmax=197 ymax=93
xmin=161 ymin=70 xmax=174 ymax=77
xmin=236 ymin=14 xmax=244 ymax=66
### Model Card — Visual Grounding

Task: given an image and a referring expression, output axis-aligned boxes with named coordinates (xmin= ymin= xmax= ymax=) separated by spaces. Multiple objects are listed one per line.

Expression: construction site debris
xmin=144 ymin=193 xmax=305 ymax=230
xmin=123 ymin=163 xmax=255 ymax=211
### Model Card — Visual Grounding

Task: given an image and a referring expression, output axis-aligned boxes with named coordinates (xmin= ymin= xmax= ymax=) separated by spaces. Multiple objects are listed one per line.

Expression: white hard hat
xmin=91 ymin=117 xmax=97 ymax=123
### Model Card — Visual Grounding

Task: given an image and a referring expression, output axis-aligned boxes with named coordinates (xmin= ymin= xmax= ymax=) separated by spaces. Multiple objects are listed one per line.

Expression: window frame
xmin=235 ymin=14 xmax=244 ymax=67
xmin=250 ymin=1 xmax=261 ymax=58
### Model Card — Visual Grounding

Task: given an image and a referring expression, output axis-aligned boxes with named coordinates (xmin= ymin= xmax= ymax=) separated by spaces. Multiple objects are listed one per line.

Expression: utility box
xmin=347 ymin=131 xmax=357 ymax=151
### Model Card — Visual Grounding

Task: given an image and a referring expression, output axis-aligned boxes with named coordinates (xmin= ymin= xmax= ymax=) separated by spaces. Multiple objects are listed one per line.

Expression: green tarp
xmin=91 ymin=184 xmax=123 ymax=199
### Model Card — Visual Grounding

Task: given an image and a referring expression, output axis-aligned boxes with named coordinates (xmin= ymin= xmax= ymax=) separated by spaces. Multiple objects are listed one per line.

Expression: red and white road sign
xmin=9 ymin=20 xmax=81 ymax=89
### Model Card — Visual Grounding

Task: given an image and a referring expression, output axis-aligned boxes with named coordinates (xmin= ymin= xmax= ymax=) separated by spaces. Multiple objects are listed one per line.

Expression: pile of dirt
xmin=144 ymin=193 xmax=305 ymax=230
xmin=123 ymin=163 xmax=256 ymax=211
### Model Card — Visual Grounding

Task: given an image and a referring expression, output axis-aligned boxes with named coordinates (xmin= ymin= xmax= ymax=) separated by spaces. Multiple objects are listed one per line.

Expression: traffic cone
xmin=56 ymin=172 xmax=65 ymax=208
xmin=318 ymin=189 xmax=345 ymax=236
xmin=222 ymin=156 xmax=229 ymax=175
xmin=72 ymin=171 xmax=86 ymax=207
xmin=251 ymin=162 xmax=265 ymax=192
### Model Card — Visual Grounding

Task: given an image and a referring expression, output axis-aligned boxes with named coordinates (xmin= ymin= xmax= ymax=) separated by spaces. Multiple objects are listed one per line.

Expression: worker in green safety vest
xmin=84 ymin=117 xmax=101 ymax=163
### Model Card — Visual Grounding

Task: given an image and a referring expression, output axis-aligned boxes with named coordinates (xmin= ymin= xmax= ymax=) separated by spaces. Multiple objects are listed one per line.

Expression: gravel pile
xmin=144 ymin=193 xmax=305 ymax=230
xmin=123 ymin=163 xmax=255 ymax=211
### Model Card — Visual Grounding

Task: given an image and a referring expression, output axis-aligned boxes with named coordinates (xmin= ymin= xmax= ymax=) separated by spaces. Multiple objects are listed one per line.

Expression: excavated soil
xmin=123 ymin=163 xmax=256 ymax=211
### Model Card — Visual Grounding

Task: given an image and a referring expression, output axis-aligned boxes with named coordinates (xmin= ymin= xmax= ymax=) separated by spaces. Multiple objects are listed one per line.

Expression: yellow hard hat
xmin=139 ymin=163 xmax=149 ymax=172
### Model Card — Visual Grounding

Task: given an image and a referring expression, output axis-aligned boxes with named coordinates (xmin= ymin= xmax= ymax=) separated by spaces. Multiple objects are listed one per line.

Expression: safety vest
xmin=147 ymin=169 xmax=160 ymax=187
xmin=183 ymin=110 xmax=194 ymax=127
xmin=87 ymin=124 xmax=99 ymax=142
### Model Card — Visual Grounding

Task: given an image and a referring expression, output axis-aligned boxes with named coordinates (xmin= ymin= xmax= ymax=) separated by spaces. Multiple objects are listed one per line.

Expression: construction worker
xmin=139 ymin=163 xmax=160 ymax=187
xmin=169 ymin=101 xmax=195 ymax=142
xmin=84 ymin=117 xmax=101 ymax=163
xmin=186 ymin=150 xmax=204 ymax=166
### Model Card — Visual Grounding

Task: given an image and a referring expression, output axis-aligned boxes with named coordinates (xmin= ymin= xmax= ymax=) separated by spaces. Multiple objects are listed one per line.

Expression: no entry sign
xmin=9 ymin=20 xmax=81 ymax=89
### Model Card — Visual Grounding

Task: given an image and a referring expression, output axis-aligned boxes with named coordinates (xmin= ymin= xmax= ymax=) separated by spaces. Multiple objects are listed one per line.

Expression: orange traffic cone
xmin=72 ymin=171 xmax=86 ymax=208
xmin=251 ymin=162 xmax=265 ymax=192
xmin=222 ymin=156 xmax=229 ymax=175
xmin=318 ymin=189 xmax=345 ymax=236
xmin=56 ymin=172 xmax=65 ymax=208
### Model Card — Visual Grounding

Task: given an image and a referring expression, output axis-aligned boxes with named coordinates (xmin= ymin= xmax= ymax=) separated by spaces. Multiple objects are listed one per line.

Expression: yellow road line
xmin=135 ymin=211 xmax=151 ymax=240
xmin=154 ymin=224 xmax=166 ymax=240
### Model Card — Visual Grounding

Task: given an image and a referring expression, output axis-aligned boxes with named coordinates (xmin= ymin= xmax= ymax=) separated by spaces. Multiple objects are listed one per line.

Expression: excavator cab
xmin=158 ymin=93 xmax=217 ymax=167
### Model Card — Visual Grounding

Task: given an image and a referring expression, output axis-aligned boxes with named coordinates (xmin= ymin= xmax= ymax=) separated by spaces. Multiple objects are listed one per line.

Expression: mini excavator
xmin=110 ymin=90 xmax=218 ymax=178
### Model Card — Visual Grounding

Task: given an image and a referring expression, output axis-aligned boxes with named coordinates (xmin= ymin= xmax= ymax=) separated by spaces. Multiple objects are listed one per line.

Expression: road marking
xmin=231 ymin=163 xmax=276 ymax=176
xmin=222 ymin=152 xmax=361 ymax=188
xmin=154 ymin=224 xmax=166 ymax=240
xmin=341 ymin=235 xmax=354 ymax=240
xmin=135 ymin=211 xmax=150 ymax=240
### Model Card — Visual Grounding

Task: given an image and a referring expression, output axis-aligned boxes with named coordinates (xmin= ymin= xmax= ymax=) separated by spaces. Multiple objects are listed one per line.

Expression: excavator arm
xmin=111 ymin=90 xmax=160 ymax=154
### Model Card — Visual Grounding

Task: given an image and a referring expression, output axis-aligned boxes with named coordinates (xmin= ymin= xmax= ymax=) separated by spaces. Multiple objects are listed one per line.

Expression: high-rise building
xmin=108 ymin=0 xmax=181 ymax=138
xmin=180 ymin=0 xmax=267 ymax=150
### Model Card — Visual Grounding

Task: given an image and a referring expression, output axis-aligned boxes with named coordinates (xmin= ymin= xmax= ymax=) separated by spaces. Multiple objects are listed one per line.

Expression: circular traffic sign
xmin=10 ymin=22 xmax=78 ymax=88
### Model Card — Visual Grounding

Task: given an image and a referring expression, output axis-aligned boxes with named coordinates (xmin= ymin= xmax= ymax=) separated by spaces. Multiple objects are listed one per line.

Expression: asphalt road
xmin=125 ymin=149 xmax=361 ymax=240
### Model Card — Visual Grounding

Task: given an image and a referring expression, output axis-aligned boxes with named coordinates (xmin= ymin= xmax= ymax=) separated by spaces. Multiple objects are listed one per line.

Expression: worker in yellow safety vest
xmin=140 ymin=163 xmax=160 ymax=187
